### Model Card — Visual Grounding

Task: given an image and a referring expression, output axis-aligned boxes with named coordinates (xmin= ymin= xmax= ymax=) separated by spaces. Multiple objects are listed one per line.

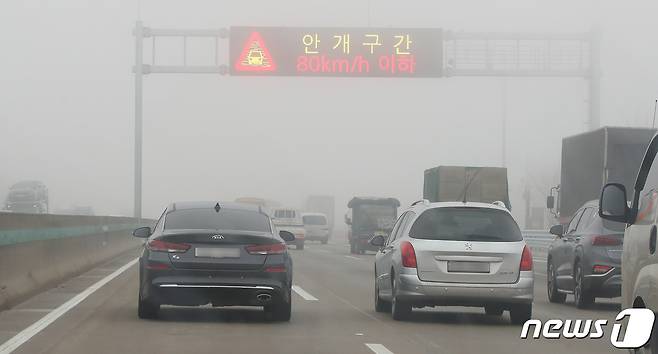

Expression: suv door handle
xmin=650 ymin=226 xmax=657 ymax=255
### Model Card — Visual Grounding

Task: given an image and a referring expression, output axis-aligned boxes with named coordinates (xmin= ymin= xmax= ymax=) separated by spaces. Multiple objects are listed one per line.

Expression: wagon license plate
xmin=447 ymin=261 xmax=490 ymax=273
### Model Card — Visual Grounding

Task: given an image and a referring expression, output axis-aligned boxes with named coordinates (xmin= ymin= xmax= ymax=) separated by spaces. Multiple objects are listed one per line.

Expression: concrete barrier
xmin=0 ymin=212 xmax=149 ymax=310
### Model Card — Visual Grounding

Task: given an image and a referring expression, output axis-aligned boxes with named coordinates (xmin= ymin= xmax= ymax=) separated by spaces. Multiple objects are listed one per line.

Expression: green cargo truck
xmin=423 ymin=166 xmax=511 ymax=210
xmin=346 ymin=197 xmax=400 ymax=254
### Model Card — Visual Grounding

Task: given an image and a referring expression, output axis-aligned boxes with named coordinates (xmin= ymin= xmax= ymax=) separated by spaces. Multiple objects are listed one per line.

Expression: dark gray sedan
xmin=133 ymin=201 xmax=295 ymax=321
xmin=547 ymin=200 xmax=624 ymax=308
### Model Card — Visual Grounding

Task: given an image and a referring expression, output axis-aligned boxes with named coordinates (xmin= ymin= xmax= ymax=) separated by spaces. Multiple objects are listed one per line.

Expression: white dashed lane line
xmin=292 ymin=285 xmax=319 ymax=301
xmin=365 ymin=343 xmax=395 ymax=354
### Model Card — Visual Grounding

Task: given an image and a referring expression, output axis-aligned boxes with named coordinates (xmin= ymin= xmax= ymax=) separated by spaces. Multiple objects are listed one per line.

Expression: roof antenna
xmin=214 ymin=203 xmax=221 ymax=213
xmin=651 ymin=98 xmax=658 ymax=128
xmin=460 ymin=169 xmax=481 ymax=204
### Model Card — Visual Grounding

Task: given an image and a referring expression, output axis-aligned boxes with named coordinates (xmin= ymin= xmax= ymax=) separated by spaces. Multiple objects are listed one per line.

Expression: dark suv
xmin=546 ymin=200 xmax=624 ymax=308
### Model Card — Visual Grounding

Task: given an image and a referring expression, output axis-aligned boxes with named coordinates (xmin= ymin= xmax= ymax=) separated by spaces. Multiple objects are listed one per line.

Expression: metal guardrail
xmin=522 ymin=229 xmax=554 ymax=259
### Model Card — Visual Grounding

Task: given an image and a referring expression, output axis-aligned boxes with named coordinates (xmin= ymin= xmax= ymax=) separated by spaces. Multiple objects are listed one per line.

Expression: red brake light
xmin=520 ymin=245 xmax=533 ymax=271
xmin=246 ymin=243 xmax=287 ymax=255
xmin=147 ymin=239 xmax=190 ymax=253
xmin=146 ymin=261 xmax=171 ymax=270
xmin=400 ymin=241 xmax=417 ymax=268
xmin=591 ymin=235 xmax=622 ymax=246
xmin=265 ymin=265 xmax=287 ymax=273
xmin=592 ymin=265 xmax=613 ymax=274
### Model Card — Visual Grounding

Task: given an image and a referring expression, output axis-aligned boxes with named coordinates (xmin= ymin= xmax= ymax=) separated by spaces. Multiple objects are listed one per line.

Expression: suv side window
xmin=566 ymin=209 xmax=584 ymax=235
xmin=636 ymin=152 xmax=658 ymax=225
xmin=576 ymin=208 xmax=595 ymax=232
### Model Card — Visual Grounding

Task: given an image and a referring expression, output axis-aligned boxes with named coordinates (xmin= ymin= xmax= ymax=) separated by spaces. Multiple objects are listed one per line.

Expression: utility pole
xmin=588 ymin=28 xmax=601 ymax=130
xmin=501 ymin=78 xmax=507 ymax=167
xmin=134 ymin=21 xmax=144 ymax=221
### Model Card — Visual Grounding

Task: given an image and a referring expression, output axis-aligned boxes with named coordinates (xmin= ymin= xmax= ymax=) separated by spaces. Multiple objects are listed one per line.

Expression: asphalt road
xmin=0 ymin=241 xmax=623 ymax=354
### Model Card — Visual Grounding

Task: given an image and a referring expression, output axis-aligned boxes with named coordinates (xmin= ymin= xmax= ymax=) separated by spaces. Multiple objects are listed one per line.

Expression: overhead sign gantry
xmin=131 ymin=22 xmax=599 ymax=219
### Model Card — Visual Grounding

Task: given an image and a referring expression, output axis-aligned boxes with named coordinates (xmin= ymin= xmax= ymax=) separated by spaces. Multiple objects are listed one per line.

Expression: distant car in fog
xmin=370 ymin=200 xmax=533 ymax=324
xmin=272 ymin=208 xmax=306 ymax=250
xmin=546 ymin=200 xmax=624 ymax=308
xmin=133 ymin=201 xmax=295 ymax=321
xmin=5 ymin=180 xmax=49 ymax=214
xmin=302 ymin=212 xmax=330 ymax=244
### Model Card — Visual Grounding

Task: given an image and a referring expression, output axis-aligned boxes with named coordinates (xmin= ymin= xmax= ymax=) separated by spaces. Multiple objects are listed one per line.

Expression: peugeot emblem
xmin=465 ymin=242 xmax=473 ymax=251
xmin=211 ymin=234 xmax=225 ymax=240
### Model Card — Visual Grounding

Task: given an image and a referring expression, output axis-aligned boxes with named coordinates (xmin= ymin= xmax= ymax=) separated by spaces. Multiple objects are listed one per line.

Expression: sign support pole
xmin=134 ymin=21 xmax=144 ymax=221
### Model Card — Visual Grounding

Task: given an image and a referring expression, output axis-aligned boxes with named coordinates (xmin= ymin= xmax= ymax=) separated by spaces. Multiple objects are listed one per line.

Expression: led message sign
xmin=230 ymin=27 xmax=443 ymax=77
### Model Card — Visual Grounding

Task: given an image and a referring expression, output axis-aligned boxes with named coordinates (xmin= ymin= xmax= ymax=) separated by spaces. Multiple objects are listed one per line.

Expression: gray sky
xmin=1 ymin=0 xmax=657 ymax=225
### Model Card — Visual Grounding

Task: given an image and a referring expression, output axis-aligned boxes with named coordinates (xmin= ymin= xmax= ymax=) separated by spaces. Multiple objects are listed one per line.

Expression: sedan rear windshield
xmin=303 ymin=215 xmax=327 ymax=225
xmin=165 ymin=209 xmax=271 ymax=232
xmin=409 ymin=207 xmax=522 ymax=242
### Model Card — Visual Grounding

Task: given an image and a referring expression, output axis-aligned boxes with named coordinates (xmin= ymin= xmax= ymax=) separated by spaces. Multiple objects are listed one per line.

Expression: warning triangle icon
xmin=234 ymin=32 xmax=277 ymax=72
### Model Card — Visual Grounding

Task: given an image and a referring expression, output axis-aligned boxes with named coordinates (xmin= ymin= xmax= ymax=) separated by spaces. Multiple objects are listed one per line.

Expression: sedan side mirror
xmin=549 ymin=224 xmax=564 ymax=236
xmin=279 ymin=230 xmax=295 ymax=242
xmin=599 ymin=183 xmax=630 ymax=223
xmin=369 ymin=235 xmax=386 ymax=247
xmin=133 ymin=226 xmax=152 ymax=238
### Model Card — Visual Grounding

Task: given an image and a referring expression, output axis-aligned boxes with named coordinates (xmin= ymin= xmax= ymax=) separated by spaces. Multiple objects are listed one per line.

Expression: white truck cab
xmin=273 ymin=208 xmax=306 ymax=250
xmin=600 ymin=133 xmax=658 ymax=353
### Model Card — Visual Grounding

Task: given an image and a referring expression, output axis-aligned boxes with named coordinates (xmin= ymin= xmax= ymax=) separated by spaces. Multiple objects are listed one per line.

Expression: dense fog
xmin=1 ymin=0 xmax=657 ymax=231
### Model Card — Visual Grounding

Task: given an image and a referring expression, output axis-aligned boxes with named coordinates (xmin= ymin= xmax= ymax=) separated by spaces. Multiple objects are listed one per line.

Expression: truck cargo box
xmin=423 ymin=166 xmax=511 ymax=210
xmin=558 ymin=126 xmax=655 ymax=221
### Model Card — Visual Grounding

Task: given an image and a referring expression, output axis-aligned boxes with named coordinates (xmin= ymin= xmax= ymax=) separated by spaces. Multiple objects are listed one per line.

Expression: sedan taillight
xmin=592 ymin=264 xmax=613 ymax=274
xmin=245 ymin=243 xmax=287 ymax=255
xmin=591 ymin=235 xmax=622 ymax=246
xmin=147 ymin=239 xmax=190 ymax=253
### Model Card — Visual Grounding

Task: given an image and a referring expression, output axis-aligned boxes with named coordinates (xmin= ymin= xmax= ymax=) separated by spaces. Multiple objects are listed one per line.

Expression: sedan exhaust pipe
xmin=256 ymin=293 xmax=272 ymax=303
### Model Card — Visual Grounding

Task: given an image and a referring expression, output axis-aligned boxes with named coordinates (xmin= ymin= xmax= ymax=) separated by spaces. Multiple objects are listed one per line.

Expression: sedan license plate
xmin=195 ymin=248 xmax=240 ymax=258
xmin=447 ymin=261 xmax=490 ymax=273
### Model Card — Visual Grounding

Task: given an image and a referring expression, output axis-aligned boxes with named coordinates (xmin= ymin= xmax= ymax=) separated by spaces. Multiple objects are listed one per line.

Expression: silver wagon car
xmin=370 ymin=201 xmax=534 ymax=323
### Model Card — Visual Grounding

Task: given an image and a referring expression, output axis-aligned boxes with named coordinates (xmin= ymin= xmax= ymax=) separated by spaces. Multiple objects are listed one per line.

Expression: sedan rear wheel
xmin=573 ymin=263 xmax=593 ymax=309
xmin=137 ymin=289 xmax=159 ymax=319
xmin=547 ymin=261 xmax=566 ymax=303
xmin=265 ymin=289 xmax=292 ymax=322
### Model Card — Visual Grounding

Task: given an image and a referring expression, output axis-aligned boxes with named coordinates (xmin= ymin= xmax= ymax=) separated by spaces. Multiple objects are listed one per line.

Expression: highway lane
xmin=2 ymin=241 xmax=621 ymax=354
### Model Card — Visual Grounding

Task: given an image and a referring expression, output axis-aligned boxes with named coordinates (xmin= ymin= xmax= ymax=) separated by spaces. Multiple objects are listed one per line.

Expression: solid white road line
xmin=365 ymin=343 xmax=395 ymax=354
xmin=292 ymin=285 xmax=319 ymax=301
xmin=0 ymin=258 xmax=138 ymax=354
